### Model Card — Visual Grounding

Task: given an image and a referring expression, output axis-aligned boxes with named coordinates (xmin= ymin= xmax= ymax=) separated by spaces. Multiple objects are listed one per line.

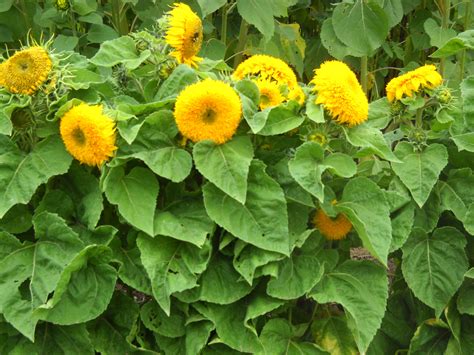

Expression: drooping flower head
xmin=174 ymin=79 xmax=242 ymax=144
xmin=386 ymin=64 xmax=443 ymax=102
xmin=310 ymin=60 xmax=368 ymax=126
xmin=164 ymin=3 xmax=203 ymax=67
xmin=255 ymin=79 xmax=285 ymax=110
xmin=60 ymin=103 xmax=117 ymax=167
xmin=312 ymin=205 xmax=352 ymax=241
xmin=0 ymin=46 xmax=52 ymax=95
xmin=233 ymin=54 xmax=298 ymax=88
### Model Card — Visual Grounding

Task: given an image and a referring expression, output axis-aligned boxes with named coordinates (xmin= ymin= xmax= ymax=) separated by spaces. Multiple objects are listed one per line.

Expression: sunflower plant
xmin=0 ymin=1 xmax=474 ymax=354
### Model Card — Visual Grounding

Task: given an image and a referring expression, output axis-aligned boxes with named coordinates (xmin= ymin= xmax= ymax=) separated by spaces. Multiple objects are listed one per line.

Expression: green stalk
xmin=233 ymin=19 xmax=249 ymax=67
xmin=221 ymin=4 xmax=228 ymax=46
xmin=439 ymin=0 xmax=451 ymax=77
xmin=416 ymin=108 xmax=423 ymax=128
xmin=459 ymin=1 xmax=472 ymax=81
xmin=360 ymin=56 xmax=368 ymax=97
xmin=111 ymin=0 xmax=129 ymax=35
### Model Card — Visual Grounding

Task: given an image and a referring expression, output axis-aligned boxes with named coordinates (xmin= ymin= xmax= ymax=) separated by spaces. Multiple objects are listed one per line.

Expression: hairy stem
xmin=459 ymin=0 xmax=472 ymax=81
xmin=360 ymin=56 xmax=368 ymax=96
xmin=221 ymin=4 xmax=228 ymax=45
xmin=233 ymin=19 xmax=249 ymax=67
xmin=439 ymin=0 xmax=451 ymax=76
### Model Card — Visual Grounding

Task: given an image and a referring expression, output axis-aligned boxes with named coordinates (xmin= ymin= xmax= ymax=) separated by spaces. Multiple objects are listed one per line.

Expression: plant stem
xmin=221 ymin=4 xmax=228 ymax=46
xmin=360 ymin=56 xmax=368 ymax=97
xmin=459 ymin=0 xmax=472 ymax=81
xmin=111 ymin=0 xmax=129 ymax=35
xmin=416 ymin=108 xmax=423 ymax=128
xmin=439 ymin=0 xmax=451 ymax=77
xmin=233 ymin=19 xmax=249 ymax=67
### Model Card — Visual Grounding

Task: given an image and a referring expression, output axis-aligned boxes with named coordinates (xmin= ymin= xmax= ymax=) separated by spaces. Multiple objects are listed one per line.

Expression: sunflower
xmin=165 ymin=3 xmax=203 ymax=67
xmin=288 ymin=84 xmax=305 ymax=106
xmin=312 ymin=207 xmax=352 ymax=241
xmin=0 ymin=46 xmax=52 ymax=95
xmin=386 ymin=64 xmax=443 ymax=102
xmin=60 ymin=103 xmax=116 ymax=167
xmin=174 ymin=79 xmax=242 ymax=144
xmin=233 ymin=55 xmax=298 ymax=88
xmin=255 ymin=79 xmax=285 ymax=110
xmin=310 ymin=60 xmax=368 ymax=126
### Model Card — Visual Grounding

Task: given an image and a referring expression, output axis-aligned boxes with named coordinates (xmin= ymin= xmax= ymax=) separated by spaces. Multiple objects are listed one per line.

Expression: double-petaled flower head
xmin=386 ymin=64 xmax=442 ymax=102
xmin=164 ymin=3 xmax=203 ymax=67
xmin=0 ymin=46 xmax=52 ymax=95
xmin=174 ymin=79 xmax=242 ymax=145
xmin=60 ymin=103 xmax=117 ymax=167
xmin=310 ymin=60 xmax=368 ymax=126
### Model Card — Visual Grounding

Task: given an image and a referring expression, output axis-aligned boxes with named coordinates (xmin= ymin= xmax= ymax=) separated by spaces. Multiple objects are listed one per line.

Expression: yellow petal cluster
xmin=0 ymin=46 xmax=52 ymax=95
xmin=174 ymin=79 xmax=242 ymax=144
xmin=234 ymin=55 xmax=305 ymax=109
xmin=233 ymin=54 xmax=298 ymax=87
xmin=255 ymin=79 xmax=285 ymax=110
xmin=310 ymin=60 xmax=368 ymax=126
xmin=312 ymin=207 xmax=352 ymax=241
xmin=386 ymin=64 xmax=443 ymax=102
xmin=165 ymin=3 xmax=203 ymax=67
xmin=60 ymin=103 xmax=117 ymax=167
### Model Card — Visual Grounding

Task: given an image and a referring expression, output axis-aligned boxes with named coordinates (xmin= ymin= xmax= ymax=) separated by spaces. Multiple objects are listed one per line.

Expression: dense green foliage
xmin=0 ymin=0 xmax=473 ymax=354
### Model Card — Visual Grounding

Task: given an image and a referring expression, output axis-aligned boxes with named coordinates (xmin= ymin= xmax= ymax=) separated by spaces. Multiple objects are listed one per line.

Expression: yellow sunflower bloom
xmin=255 ymin=79 xmax=285 ymax=110
xmin=233 ymin=54 xmax=298 ymax=88
xmin=386 ymin=64 xmax=443 ymax=102
xmin=312 ymin=207 xmax=352 ymax=241
xmin=288 ymin=84 xmax=305 ymax=105
xmin=165 ymin=3 xmax=203 ymax=67
xmin=60 ymin=103 xmax=117 ymax=167
xmin=0 ymin=46 xmax=52 ymax=95
xmin=174 ymin=79 xmax=242 ymax=144
xmin=310 ymin=60 xmax=368 ymax=126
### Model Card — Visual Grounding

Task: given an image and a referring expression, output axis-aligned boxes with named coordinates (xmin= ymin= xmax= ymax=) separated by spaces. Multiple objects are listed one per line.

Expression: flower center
xmin=260 ymin=94 xmax=270 ymax=105
xmin=18 ymin=60 xmax=29 ymax=71
xmin=202 ymin=109 xmax=216 ymax=124
xmin=72 ymin=127 xmax=86 ymax=145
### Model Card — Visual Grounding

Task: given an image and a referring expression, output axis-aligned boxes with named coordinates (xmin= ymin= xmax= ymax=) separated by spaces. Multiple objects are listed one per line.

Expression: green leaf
xmin=0 ymin=135 xmax=72 ymax=218
xmin=155 ymin=65 xmax=198 ymax=100
xmin=335 ymin=177 xmax=392 ymax=265
xmin=0 ymin=0 xmax=14 ymax=12
xmin=451 ymin=132 xmax=474 ymax=152
xmin=391 ymin=142 xmax=448 ymax=207
xmin=110 ymin=238 xmax=152 ymax=295
xmin=408 ymin=321 xmax=450 ymax=354
xmin=378 ymin=0 xmax=403 ymax=28
xmin=28 ymin=324 xmax=94 ymax=354
xmin=194 ymin=301 xmax=264 ymax=353
xmin=431 ymin=30 xmax=474 ymax=58
xmin=203 ymin=160 xmax=290 ymax=255
xmin=141 ymin=301 xmax=185 ymax=338
xmin=137 ymin=234 xmax=210 ymax=315
xmin=237 ymin=0 xmax=275 ymax=39
xmin=71 ymin=0 xmax=97 ymax=15
xmin=117 ymin=122 xmax=192 ymax=183
xmin=402 ymin=227 xmax=468 ymax=317
xmin=244 ymin=293 xmax=285 ymax=327
xmin=193 ymin=136 xmax=253 ymax=204
xmin=457 ymin=279 xmax=474 ymax=315
xmin=258 ymin=106 xmax=305 ymax=136
xmin=332 ymin=0 xmax=389 ymax=56
xmin=103 ymin=166 xmax=159 ymax=236
xmin=343 ymin=125 xmax=400 ymax=162
xmin=257 ymin=318 xmax=329 ymax=355
xmin=320 ymin=18 xmax=360 ymax=59
xmin=424 ymin=18 xmax=457 ymax=48
xmin=267 ymin=238 xmax=326 ymax=300
xmin=154 ymin=198 xmax=214 ymax=247
xmin=461 ymin=76 xmax=474 ymax=129
xmin=390 ymin=202 xmax=415 ymax=252
xmin=198 ymin=0 xmax=226 ymax=16
xmin=65 ymin=164 xmax=103 ymax=229
xmin=311 ymin=316 xmax=358 ymax=355
xmin=186 ymin=255 xmax=253 ymax=304
xmin=0 ymin=204 xmax=32 ymax=234
xmin=306 ymin=99 xmax=325 ymax=123
xmin=34 ymin=245 xmax=117 ymax=325
xmin=310 ymin=260 xmax=388 ymax=354
xmin=88 ymin=292 xmax=150 ymax=354
xmin=289 ymin=142 xmax=356 ymax=202
xmin=0 ymin=212 xmax=84 ymax=340
xmin=90 ymin=36 xmax=151 ymax=70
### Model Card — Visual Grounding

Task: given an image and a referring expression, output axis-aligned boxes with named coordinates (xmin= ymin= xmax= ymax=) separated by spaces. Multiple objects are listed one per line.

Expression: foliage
xmin=0 ymin=0 xmax=473 ymax=353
